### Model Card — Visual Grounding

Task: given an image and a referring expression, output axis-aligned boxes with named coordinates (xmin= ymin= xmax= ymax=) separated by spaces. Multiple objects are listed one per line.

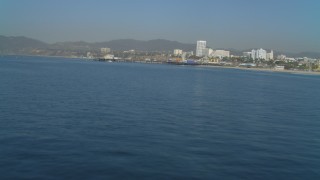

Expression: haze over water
xmin=0 ymin=56 xmax=320 ymax=179
xmin=1 ymin=0 xmax=320 ymax=52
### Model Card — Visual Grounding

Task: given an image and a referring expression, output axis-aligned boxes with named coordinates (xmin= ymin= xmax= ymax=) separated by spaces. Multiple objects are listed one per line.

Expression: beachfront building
xmin=87 ymin=52 xmax=93 ymax=59
xmin=266 ymin=50 xmax=274 ymax=60
xmin=251 ymin=48 xmax=267 ymax=60
xmin=196 ymin=40 xmax=207 ymax=57
xmin=104 ymin=54 xmax=114 ymax=59
xmin=210 ymin=50 xmax=230 ymax=58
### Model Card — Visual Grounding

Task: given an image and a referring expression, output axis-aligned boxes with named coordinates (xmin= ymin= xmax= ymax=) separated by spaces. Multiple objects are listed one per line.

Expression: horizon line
xmin=1 ymin=35 xmax=320 ymax=54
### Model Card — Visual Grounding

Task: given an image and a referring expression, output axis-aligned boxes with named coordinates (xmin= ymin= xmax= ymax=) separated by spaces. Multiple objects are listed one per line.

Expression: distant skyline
xmin=1 ymin=0 xmax=320 ymax=52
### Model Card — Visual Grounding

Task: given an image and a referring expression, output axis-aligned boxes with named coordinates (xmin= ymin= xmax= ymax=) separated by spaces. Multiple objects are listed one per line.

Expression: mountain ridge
xmin=0 ymin=35 xmax=319 ymax=58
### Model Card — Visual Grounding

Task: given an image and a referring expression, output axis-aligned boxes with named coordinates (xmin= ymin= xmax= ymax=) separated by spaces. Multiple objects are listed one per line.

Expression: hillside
xmin=0 ymin=36 xmax=48 ymax=50
xmin=0 ymin=35 xmax=319 ymax=58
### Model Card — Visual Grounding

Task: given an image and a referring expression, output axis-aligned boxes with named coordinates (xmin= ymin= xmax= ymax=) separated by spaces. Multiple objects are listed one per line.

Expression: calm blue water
xmin=0 ymin=56 xmax=320 ymax=179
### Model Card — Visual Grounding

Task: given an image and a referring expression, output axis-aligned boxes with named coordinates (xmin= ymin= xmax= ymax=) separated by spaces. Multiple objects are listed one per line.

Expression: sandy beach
xmin=201 ymin=65 xmax=320 ymax=76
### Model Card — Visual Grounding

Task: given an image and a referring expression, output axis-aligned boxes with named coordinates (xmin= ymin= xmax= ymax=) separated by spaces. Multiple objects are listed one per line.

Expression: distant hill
xmin=0 ymin=36 xmax=48 ymax=50
xmin=294 ymin=52 xmax=320 ymax=59
xmin=50 ymin=41 xmax=93 ymax=51
xmin=0 ymin=35 xmax=319 ymax=58
xmin=0 ymin=36 xmax=196 ymax=52
xmin=60 ymin=39 xmax=196 ymax=52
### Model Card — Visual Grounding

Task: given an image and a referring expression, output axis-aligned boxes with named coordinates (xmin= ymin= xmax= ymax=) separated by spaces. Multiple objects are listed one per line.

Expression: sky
xmin=1 ymin=0 xmax=320 ymax=52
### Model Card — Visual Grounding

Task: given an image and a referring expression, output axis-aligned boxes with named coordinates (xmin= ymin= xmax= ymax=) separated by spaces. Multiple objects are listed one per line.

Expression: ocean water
xmin=0 ymin=56 xmax=320 ymax=179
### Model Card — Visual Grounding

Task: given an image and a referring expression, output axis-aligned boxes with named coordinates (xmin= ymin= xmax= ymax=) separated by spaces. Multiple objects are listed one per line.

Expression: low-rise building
xmin=210 ymin=50 xmax=230 ymax=58
xmin=173 ymin=49 xmax=183 ymax=56
xmin=104 ymin=54 xmax=114 ymax=59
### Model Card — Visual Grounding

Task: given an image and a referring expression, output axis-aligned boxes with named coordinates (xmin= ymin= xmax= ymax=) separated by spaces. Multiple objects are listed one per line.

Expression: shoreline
xmin=2 ymin=54 xmax=320 ymax=76
xmin=201 ymin=65 xmax=320 ymax=76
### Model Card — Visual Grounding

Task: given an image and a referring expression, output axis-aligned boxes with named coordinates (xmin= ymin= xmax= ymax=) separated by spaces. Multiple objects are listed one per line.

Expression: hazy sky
xmin=1 ymin=0 xmax=320 ymax=52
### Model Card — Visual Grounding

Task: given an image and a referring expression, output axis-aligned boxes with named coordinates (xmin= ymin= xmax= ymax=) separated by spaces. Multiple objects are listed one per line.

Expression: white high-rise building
xmin=251 ymin=49 xmax=256 ymax=60
xmin=196 ymin=40 xmax=206 ymax=57
xmin=256 ymin=48 xmax=267 ymax=60
xmin=251 ymin=48 xmax=267 ymax=60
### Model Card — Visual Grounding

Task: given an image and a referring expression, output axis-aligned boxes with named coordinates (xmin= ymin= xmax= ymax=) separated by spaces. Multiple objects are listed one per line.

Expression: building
xmin=206 ymin=48 xmax=214 ymax=57
xmin=266 ymin=50 xmax=274 ymax=60
xmin=251 ymin=49 xmax=256 ymax=60
xmin=277 ymin=54 xmax=286 ymax=60
xmin=196 ymin=40 xmax=207 ymax=57
xmin=256 ymin=48 xmax=267 ymax=60
xmin=201 ymin=48 xmax=208 ymax=57
xmin=173 ymin=49 xmax=183 ymax=56
xmin=101 ymin=48 xmax=111 ymax=54
xmin=202 ymin=48 xmax=213 ymax=57
xmin=211 ymin=50 xmax=230 ymax=58
xmin=86 ymin=52 xmax=93 ymax=59
xmin=104 ymin=54 xmax=114 ymax=59
xmin=251 ymin=48 xmax=267 ymax=60
xmin=181 ymin=51 xmax=194 ymax=60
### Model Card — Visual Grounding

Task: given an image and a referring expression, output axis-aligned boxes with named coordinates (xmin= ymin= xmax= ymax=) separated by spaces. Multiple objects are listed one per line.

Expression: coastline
xmin=225 ymin=66 xmax=320 ymax=76
xmin=2 ymin=54 xmax=320 ymax=76
xmin=187 ymin=64 xmax=320 ymax=76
